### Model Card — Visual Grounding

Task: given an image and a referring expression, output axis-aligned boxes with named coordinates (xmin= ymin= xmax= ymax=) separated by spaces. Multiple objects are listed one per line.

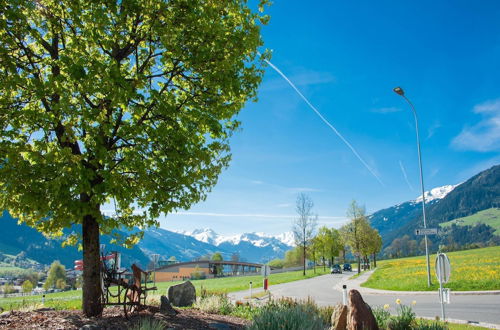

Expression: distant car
xmin=331 ymin=264 xmax=342 ymax=274
xmin=343 ymin=263 xmax=352 ymax=271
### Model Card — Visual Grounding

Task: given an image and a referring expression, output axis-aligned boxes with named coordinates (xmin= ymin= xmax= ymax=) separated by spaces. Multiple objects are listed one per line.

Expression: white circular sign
xmin=261 ymin=265 xmax=271 ymax=277
xmin=435 ymin=253 xmax=451 ymax=284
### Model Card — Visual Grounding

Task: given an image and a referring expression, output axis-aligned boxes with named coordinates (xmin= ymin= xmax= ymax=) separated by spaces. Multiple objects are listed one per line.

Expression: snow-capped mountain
xmin=414 ymin=184 xmax=458 ymax=203
xmin=370 ymin=184 xmax=459 ymax=243
xmin=181 ymin=228 xmax=295 ymax=247
xmin=179 ymin=228 xmax=294 ymax=263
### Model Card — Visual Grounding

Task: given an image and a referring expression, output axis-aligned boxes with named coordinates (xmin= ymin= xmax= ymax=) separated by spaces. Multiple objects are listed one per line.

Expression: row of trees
xmin=289 ymin=194 xmax=382 ymax=275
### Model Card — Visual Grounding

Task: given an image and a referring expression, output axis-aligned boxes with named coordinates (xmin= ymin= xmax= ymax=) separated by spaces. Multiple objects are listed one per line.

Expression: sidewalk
xmin=336 ymin=270 xmax=500 ymax=296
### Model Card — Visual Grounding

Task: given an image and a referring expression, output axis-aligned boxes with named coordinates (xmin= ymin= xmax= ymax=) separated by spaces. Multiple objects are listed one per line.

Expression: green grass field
xmin=440 ymin=208 xmax=500 ymax=235
xmin=0 ymin=267 xmax=329 ymax=311
xmin=362 ymin=246 xmax=500 ymax=291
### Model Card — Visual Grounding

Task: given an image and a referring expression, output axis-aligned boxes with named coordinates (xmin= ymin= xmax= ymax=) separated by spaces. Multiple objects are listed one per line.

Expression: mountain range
xmin=0 ymin=213 xmax=294 ymax=269
xmin=1 ymin=164 xmax=498 ymax=270
xmin=370 ymin=164 xmax=500 ymax=249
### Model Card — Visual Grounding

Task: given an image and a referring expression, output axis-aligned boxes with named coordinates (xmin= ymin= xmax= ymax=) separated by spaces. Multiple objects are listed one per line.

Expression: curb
xmin=337 ymin=270 xmax=500 ymax=296
xmin=418 ymin=316 xmax=500 ymax=329
xmin=335 ymin=283 xmax=500 ymax=296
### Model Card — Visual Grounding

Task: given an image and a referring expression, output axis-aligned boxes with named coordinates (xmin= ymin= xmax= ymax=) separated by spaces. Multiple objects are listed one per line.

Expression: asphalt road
xmin=229 ymin=273 xmax=500 ymax=326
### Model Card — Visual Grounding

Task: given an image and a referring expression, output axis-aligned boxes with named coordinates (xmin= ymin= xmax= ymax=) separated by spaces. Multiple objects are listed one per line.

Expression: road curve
xmin=228 ymin=272 xmax=500 ymax=327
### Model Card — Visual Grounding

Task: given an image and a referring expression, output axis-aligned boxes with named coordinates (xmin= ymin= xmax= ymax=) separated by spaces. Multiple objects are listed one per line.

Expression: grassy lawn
xmin=439 ymin=208 xmax=500 ymax=235
xmin=0 ymin=265 xmax=26 ymax=272
xmin=0 ymin=289 xmax=82 ymax=311
xmin=0 ymin=267 xmax=328 ymax=311
xmin=362 ymin=246 xmax=500 ymax=291
xmin=416 ymin=319 xmax=490 ymax=330
xmin=153 ymin=267 xmax=329 ymax=296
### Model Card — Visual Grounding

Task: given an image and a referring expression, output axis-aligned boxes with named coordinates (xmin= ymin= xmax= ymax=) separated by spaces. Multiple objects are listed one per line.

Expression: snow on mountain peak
xmin=415 ymin=184 xmax=458 ymax=203
xmin=181 ymin=229 xmax=295 ymax=248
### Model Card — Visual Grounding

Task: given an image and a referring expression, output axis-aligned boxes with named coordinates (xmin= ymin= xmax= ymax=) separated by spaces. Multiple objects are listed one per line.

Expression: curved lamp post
xmin=393 ymin=86 xmax=432 ymax=287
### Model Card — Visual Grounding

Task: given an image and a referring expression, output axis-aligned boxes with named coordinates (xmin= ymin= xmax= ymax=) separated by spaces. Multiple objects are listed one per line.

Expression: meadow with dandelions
xmin=362 ymin=246 xmax=500 ymax=291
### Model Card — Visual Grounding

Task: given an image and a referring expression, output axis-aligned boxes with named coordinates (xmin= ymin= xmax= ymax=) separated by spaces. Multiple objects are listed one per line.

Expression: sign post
xmin=435 ymin=253 xmax=451 ymax=321
xmin=415 ymin=228 xmax=438 ymax=236
xmin=261 ymin=265 xmax=271 ymax=291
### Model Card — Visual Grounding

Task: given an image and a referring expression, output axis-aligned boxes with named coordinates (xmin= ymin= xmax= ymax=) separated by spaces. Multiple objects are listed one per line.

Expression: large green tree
xmin=343 ymin=200 xmax=372 ymax=274
xmin=0 ymin=0 xmax=268 ymax=316
xmin=43 ymin=260 xmax=67 ymax=290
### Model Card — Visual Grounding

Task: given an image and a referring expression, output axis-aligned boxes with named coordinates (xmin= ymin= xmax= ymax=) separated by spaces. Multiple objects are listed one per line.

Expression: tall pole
xmin=151 ymin=253 xmax=159 ymax=288
xmin=393 ymin=87 xmax=432 ymax=287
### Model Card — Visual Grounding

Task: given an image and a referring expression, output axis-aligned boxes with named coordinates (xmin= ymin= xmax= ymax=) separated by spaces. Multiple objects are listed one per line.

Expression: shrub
xmin=129 ymin=317 xmax=166 ymax=330
xmin=248 ymin=300 xmax=326 ymax=330
xmin=194 ymin=294 xmax=233 ymax=315
xmin=317 ymin=305 xmax=334 ymax=327
xmin=387 ymin=303 xmax=416 ymax=330
xmin=413 ymin=320 xmax=448 ymax=330
xmin=231 ymin=304 xmax=260 ymax=320
xmin=373 ymin=306 xmax=392 ymax=329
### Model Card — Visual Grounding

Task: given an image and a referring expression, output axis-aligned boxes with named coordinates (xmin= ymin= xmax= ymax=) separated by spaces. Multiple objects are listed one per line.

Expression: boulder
xmin=167 ymin=281 xmax=196 ymax=307
xmin=330 ymin=304 xmax=348 ymax=330
xmin=347 ymin=290 xmax=378 ymax=330
xmin=0 ymin=311 xmax=11 ymax=318
xmin=160 ymin=295 xmax=178 ymax=316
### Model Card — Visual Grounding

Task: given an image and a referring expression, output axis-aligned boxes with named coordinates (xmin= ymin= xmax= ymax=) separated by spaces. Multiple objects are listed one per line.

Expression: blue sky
xmin=159 ymin=1 xmax=500 ymax=235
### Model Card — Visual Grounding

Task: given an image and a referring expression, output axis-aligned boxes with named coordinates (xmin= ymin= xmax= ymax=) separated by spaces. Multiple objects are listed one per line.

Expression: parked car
xmin=343 ymin=263 xmax=352 ymax=271
xmin=331 ymin=264 xmax=342 ymax=274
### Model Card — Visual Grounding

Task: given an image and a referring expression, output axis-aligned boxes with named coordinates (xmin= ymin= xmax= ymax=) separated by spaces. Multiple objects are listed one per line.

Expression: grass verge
xmin=0 ymin=267 xmax=328 ymax=311
xmin=362 ymin=246 xmax=500 ymax=291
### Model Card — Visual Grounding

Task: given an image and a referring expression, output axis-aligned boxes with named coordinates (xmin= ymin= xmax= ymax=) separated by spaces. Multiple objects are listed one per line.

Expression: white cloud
xmin=371 ymin=107 xmax=402 ymax=114
xmin=452 ymin=99 xmax=500 ymax=152
xmin=427 ymin=121 xmax=442 ymax=139
xmin=275 ymin=203 xmax=292 ymax=208
xmin=172 ymin=211 xmax=344 ymax=221
xmin=250 ymin=180 xmax=264 ymax=185
xmin=286 ymin=187 xmax=322 ymax=193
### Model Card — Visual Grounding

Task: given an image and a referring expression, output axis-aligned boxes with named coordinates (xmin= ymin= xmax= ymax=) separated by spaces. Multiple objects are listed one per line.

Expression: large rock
xmin=167 ymin=281 xmax=196 ymax=307
xmin=160 ymin=295 xmax=178 ymax=316
xmin=347 ymin=290 xmax=378 ymax=330
xmin=330 ymin=304 xmax=348 ymax=330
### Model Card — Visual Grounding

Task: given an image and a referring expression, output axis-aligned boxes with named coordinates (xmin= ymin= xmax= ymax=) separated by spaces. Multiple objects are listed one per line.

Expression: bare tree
xmin=293 ymin=193 xmax=318 ymax=276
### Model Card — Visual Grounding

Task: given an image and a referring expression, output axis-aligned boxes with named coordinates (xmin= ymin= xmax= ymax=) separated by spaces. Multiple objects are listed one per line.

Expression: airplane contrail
xmin=261 ymin=55 xmax=384 ymax=186
xmin=399 ymin=160 xmax=415 ymax=191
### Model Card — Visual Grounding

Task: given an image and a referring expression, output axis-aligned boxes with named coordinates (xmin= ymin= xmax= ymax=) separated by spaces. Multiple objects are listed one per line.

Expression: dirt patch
xmin=0 ymin=306 xmax=249 ymax=329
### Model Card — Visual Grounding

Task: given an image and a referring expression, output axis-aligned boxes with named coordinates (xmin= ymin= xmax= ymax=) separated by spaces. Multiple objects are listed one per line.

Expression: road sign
xmin=415 ymin=228 xmax=438 ymax=236
xmin=435 ymin=253 xmax=451 ymax=284
xmin=261 ymin=265 xmax=271 ymax=277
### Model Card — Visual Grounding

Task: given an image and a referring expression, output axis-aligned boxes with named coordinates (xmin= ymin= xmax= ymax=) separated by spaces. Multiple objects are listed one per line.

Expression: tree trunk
xmin=373 ymin=253 xmax=377 ymax=268
xmin=82 ymin=213 xmax=102 ymax=317
xmin=312 ymin=249 xmax=316 ymax=274
xmin=357 ymin=255 xmax=361 ymax=274
xmin=302 ymin=242 xmax=306 ymax=276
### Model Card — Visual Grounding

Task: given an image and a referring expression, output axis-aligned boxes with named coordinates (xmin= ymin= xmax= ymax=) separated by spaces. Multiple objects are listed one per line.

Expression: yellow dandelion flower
xmin=384 ymin=304 xmax=390 ymax=310
xmin=396 ymin=299 xmax=401 ymax=305
xmin=412 ymin=300 xmax=417 ymax=306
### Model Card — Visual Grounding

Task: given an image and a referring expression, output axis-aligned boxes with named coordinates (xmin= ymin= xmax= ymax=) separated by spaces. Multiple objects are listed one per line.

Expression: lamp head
xmin=393 ymin=86 xmax=405 ymax=96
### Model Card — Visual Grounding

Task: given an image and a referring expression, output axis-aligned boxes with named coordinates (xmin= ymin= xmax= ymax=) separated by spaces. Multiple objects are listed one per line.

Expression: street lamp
xmin=393 ymin=86 xmax=432 ymax=287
